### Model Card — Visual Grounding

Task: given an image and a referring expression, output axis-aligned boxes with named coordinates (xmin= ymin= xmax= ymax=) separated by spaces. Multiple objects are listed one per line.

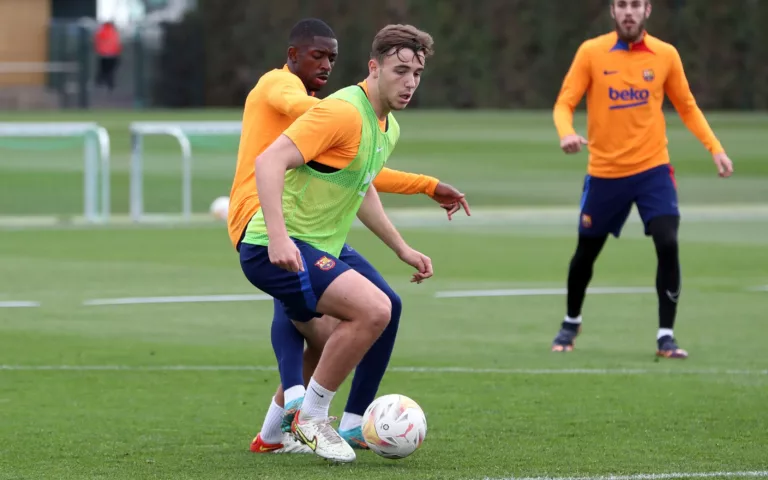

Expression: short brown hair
xmin=371 ymin=24 xmax=434 ymax=64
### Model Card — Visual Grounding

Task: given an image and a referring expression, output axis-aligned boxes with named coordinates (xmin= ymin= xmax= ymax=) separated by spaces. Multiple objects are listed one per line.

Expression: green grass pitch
xmin=0 ymin=109 xmax=766 ymax=479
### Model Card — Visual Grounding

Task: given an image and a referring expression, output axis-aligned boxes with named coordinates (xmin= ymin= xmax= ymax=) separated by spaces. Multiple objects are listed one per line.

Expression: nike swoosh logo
xmin=376 ymin=147 xmax=383 ymax=152
xmin=666 ymin=288 xmax=681 ymax=303
xmin=258 ymin=445 xmax=280 ymax=452
xmin=604 ymin=70 xmax=618 ymax=75
xmin=311 ymin=387 xmax=324 ymax=398
xmin=295 ymin=427 xmax=317 ymax=451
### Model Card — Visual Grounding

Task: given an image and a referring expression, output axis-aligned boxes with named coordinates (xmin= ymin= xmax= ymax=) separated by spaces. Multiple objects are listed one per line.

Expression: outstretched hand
xmin=431 ymin=182 xmax=471 ymax=221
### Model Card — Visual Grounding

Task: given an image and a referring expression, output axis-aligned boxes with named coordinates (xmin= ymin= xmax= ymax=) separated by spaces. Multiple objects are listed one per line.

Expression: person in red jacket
xmin=94 ymin=21 xmax=122 ymax=91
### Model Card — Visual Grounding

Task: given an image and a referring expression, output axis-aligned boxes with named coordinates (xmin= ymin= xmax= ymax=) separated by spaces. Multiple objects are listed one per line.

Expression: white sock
xmin=564 ymin=315 xmax=582 ymax=324
xmin=657 ymin=328 xmax=674 ymax=340
xmin=299 ymin=377 xmax=335 ymax=420
xmin=339 ymin=412 xmax=363 ymax=432
xmin=284 ymin=385 xmax=305 ymax=407
xmin=259 ymin=397 xmax=285 ymax=444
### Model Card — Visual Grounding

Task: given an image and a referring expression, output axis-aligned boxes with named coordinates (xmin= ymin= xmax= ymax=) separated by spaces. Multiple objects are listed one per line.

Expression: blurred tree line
xmin=152 ymin=0 xmax=768 ymax=110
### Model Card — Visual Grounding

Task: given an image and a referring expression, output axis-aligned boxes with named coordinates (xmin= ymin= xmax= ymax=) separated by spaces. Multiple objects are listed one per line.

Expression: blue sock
xmin=344 ymin=288 xmax=402 ymax=415
xmin=270 ymin=299 xmax=305 ymax=391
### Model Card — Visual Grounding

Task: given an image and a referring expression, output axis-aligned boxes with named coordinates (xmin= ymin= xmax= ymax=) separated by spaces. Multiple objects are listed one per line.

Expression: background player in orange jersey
xmin=227 ymin=19 xmax=470 ymax=454
xmin=551 ymin=0 xmax=733 ymax=358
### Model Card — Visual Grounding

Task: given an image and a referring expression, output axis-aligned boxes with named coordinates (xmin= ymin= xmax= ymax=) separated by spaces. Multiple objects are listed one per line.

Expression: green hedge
xmin=155 ymin=0 xmax=768 ymax=109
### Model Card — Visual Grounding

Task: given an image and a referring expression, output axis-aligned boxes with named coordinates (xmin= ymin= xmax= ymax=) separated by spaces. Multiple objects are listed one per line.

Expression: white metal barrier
xmin=0 ymin=122 xmax=110 ymax=223
xmin=129 ymin=121 xmax=242 ymax=222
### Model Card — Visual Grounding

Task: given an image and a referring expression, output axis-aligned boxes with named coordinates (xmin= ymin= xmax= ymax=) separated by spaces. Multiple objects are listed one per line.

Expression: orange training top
xmin=283 ymin=80 xmax=387 ymax=169
xmin=228 ymin=66 xmax=439 ymax=249
xmin=553 ymin=31 xmax=724 ymax=178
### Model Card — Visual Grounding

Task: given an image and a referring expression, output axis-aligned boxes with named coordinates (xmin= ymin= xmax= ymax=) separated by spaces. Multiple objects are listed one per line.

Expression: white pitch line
xmin=3 ymin=205 xmax=768 ymax=231
xmin=1 ymin=365 xmax=766 ymax=375
xmin=0 ymin=301 xmax=40 ymax=308
xmin=79 ymin=287 xmax=654 ymax=307
xmin=435 ymin=286 xmax=655 ymax=298
xmin=78 ymin=287 xmax=656 ymax=307
xmin=483 ymin=470 xmax=768 ymax=480
xmin=82 ymin=294 xmax=272 ymax=306
xmin=42 ymin=284 xmax=768 ymax=307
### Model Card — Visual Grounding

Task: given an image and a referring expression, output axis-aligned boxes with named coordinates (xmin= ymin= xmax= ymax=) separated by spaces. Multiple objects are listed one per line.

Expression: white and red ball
xmin=209 ymin=196 xmax=229 ymax=220
xmin=362 ymin=394 xmax=427 ymax=459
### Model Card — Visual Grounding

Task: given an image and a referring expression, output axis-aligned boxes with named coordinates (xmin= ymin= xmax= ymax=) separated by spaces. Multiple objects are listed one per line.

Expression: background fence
xmin=24 ymin=0 xmax=768 ymax=111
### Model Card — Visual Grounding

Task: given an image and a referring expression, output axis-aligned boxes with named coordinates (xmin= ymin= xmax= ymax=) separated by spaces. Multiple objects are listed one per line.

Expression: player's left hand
xmin=713 ymin=152 xmax=733 ymax=178
xmin=430 ymin=182 xmax=471 ymax=221
xmin=397 ymin=247 xmax=433 ymax=284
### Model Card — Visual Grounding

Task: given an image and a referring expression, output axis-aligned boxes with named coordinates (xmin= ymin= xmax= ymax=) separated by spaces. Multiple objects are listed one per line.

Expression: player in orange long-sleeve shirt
xmin=228 ymin=29 xmax=469 ymax=249
xmin=229 ymin=19 xmax=470 ymax=455
xmin=551 ymin=0 xmax=733 ymax=358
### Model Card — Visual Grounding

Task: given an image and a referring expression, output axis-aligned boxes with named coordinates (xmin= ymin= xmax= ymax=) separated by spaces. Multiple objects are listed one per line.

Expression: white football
xmin=362 ymin=394 xmax=427 ymax=459
xmin=209 ymin=196 xmax=229 ymax=220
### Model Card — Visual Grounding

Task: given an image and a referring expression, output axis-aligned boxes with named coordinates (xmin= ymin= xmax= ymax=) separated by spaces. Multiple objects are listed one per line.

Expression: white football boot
xmin=291 ymin=411 xmax=356 ymax=463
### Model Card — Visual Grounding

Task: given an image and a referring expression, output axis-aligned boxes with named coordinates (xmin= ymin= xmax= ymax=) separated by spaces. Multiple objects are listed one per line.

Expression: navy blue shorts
xmin=578 ymin=164 xmax=679 ymax=238
xmin=240 ymin=240 xmax=394 ymax=322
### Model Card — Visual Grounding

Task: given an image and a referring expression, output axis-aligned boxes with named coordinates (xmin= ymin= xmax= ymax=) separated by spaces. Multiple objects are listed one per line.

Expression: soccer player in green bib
xmin=239 ymin=24 xmax=435 ymax=463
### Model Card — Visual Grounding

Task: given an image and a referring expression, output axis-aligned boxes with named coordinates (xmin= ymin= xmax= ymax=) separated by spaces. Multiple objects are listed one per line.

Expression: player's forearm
xmin=372 ymin=168 xmax=439 ymax=196
xmin=357 ymin=186 xmax=408 ymax=255
xmin=553 ymin=103 xmax=577 ymax=138
xmin=678 ymin=107 xmax=724 ymax=154
xmin=255 ymin=156 xmax=290 ymax=240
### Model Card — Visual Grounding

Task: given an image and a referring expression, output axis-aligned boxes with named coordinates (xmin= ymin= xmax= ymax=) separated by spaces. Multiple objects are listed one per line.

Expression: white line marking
xmin=483 ymin=470 xmax=768 ymax=480
xmin=0 ymin=301 xmax=40 ymax=308
xmin=82 ymin=294 xmax=272 ymax=306
xmin=1 ymin=365 xmax=766 ymax=375
xmin=3 ymin=205 xmax=768 ymax=230
xmin=53 ymin=284 xmax=768 ymax=307
xmin=81 ymin=288 xmax=655 ymax=306
xmin=376 ymin=205 xmax=768 ymax=228
xmin=436 ymin=287 xmax=655 ymax=298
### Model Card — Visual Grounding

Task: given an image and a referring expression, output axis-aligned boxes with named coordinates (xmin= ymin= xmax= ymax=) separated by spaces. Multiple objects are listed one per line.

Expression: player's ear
xmin=287 ymin=46 xmax=299 ymax=63
xmin=368 ymin=58 xmax=379 ymax=79
xmin=645 ymin=1 xmax=652 ymax=19
xmin=609 ymin=3 xmax=615 ymax=19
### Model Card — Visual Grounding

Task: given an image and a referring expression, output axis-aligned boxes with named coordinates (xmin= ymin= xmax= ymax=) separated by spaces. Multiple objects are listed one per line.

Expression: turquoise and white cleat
xmin=281 ymin=397 xmax=303 ymax=433
xmin=340 ymin=426 xmax=369 ymax=450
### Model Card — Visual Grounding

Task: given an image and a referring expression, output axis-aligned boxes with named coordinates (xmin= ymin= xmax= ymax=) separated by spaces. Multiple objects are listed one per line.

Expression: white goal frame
xmin=0 ymin=122 xmax=110 ymax=223
xmin=129 ymin=121 xmax=242 ymax=222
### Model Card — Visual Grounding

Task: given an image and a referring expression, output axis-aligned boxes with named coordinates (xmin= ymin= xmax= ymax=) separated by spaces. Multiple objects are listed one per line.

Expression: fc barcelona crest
xmin=643 ymin=69 xmax=655 ymax=82
xmin=314 ymin=256 xmax=336 ymax=271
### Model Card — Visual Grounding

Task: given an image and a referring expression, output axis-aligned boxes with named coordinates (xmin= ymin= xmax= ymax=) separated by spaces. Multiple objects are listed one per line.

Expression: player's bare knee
xmin=362 ymin=290 xmax=392 ymax=334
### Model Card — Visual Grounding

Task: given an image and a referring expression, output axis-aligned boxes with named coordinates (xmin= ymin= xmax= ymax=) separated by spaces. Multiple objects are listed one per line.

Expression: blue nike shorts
xmin=578 ymin=164 xmax=680 ymax=238
xmin=240 ymin=240 xmax=394 ymax=322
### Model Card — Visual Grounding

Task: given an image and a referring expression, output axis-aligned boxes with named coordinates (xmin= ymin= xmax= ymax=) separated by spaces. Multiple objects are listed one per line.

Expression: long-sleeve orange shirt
xmin=553 ymin=32 xmax=724 ymax=178
xmin=227 ymin=65 xmax=440 ymax=249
